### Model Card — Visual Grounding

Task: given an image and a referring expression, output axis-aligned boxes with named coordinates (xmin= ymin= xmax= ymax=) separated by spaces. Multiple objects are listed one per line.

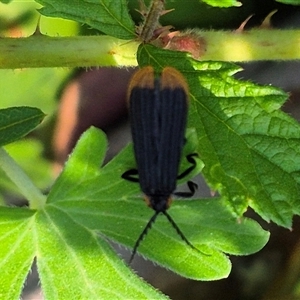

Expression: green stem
xmin=0 ymin=29 xmax=299 ymax=69
xmin=200 ymin=29 xmax=300 ymax=61
xmin=0 ymin=148 xmax=46 ymax=209
xmin=0 ymin=35 xmax=138 ymax=68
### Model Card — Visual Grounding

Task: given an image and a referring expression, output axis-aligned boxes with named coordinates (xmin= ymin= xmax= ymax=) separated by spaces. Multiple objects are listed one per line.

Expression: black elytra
xmin=122 ymin=66 xmax=201 ymax=263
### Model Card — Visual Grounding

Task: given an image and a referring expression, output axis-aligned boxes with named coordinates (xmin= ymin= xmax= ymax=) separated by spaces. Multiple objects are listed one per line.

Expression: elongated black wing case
xmin=128 ymin=67 xmax=188 ymax=197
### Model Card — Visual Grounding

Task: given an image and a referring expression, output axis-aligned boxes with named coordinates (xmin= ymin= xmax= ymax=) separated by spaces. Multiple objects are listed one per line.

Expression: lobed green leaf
xmin=36 ymin=205 xmax=166 ymax=299
xmin=137 ymin=44 xmax=300 ymax=228
xmin=0 ymin=128 xmax=167 ymax=299
xmin=47 ymin=128 xmax=269 ymax=280
xmin=0 ymin=127 xmax=269 ymax=298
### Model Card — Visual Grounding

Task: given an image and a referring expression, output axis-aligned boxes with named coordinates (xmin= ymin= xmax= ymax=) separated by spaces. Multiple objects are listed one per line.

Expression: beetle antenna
xmin=162 ymin=211 xmax=200 ymax=253
xmin=130 ymin=211 xmax=160 ymax=263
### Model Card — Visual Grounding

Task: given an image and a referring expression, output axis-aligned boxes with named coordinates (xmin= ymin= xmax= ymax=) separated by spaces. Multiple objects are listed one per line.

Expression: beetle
xmin=122 ymin=66 xmax=199 ymax=262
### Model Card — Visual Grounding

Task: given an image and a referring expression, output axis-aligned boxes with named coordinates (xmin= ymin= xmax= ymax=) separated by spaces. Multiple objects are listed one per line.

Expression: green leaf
xmin=137 ymin=44 xmax=300 ymax=228
xmin=36 ymin=0 xmax=136 ymax=40
xmin=201 ymin=0 xmax=242 ymax=7
xmin=0 ymin=127 xmax=269 ymax=298
xmin=0 ymin=207 xmax=36 ymax=300
xmin=276 ymin=0 xmax=300 ymax=4
xmin=0 ymin=128 xmax=167 ymax=299
xmin=47 ymin=127 xmax=268 ymax=280
xmin=36 ymin=206 xmax=165 ymax=299
xmin=0 ymin=107 xmax=45 ymax=147
xmin=0 ymin=205 xmax=166 ymax=300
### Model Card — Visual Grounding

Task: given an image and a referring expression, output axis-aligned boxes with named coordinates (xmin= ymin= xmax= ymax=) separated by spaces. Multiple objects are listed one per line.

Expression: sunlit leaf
xmin=137 ymin=44 xmax=299 ymax=228
xmin=36 ymin=0 xmax=135 ymax=39
xmin=201 ymin=0 xmax=242 ymax=7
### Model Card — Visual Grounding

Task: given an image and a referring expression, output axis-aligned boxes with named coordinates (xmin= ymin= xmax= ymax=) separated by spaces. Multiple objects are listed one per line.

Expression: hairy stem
xmin=0 ymin=29 xmax=299 ymax=69
xmin=0 ymin=35 xmax=138 ymax=68
xmin=200 ymin=29 xmax=300 ymax=61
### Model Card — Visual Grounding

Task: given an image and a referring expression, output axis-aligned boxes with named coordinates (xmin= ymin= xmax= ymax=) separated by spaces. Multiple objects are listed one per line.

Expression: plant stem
xmin=0 ymin=29 xmax=299 ymax=69
xmin=0 ymin=35 xmax=138 ymax=68
xmin=0 ymin=148 xmax=46 ymax=209
xmin=200 ymin=29 xmax=300 ymax=61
